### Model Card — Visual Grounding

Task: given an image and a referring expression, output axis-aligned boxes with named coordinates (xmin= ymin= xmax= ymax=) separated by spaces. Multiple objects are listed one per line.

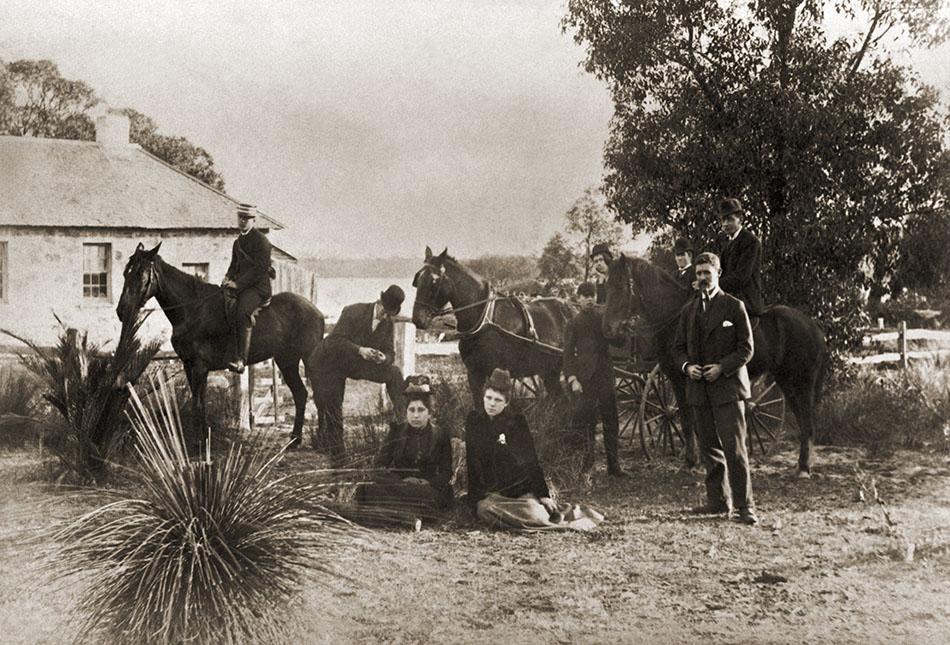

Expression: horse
xmin=411 ymin=247 xmax=575 ymax=404
xmin=603 ymin=254 xmax=828 ymax=477
xmin=116 ymin=242 xmax=325 ymax=448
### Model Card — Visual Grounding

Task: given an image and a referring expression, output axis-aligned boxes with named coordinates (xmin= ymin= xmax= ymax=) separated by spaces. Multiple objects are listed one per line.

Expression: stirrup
xmin=227 ymin=359 xmax=245 ymax=374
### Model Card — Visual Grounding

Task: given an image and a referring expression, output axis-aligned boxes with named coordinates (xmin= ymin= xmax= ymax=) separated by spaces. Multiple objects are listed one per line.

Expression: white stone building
xmin=0 ymin=113 xmax=314 ymax=349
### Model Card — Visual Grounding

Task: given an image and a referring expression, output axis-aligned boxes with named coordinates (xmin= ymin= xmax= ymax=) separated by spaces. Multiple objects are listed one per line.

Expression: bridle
xmin=412 ymin=262 xmax=452 ymax=317
xmin=610 ymin=257 xmax=680 ymax=336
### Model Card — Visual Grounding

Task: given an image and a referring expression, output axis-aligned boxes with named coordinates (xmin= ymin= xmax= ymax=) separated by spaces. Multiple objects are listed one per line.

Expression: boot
xmin=227 ymin=327 xmax=252 ymax=373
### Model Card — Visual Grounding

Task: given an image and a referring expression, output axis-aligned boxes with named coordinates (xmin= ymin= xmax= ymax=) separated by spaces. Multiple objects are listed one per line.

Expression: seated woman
xmin=465 ymin=368 xmax=604 ymax=531
xmin=355 ymin=374 xmax=454 ymax=527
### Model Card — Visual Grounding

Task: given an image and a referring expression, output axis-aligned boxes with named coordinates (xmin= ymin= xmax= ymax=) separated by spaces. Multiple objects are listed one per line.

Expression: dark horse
xmin=603 ymin=254 xmax=827 ymax=477
xmin=412 ymin=247 xmax=575 ymax=403
xmin=116 ymin=243 xmax=325 ymax=447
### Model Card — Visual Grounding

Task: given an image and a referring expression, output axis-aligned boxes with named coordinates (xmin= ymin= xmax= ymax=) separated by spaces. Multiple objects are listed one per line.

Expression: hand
xmin=702 ymin=364 xmax=723 ymax=382
xmin=691 ymin=280 xmax=700 ymax=291
xmin=358 ymin=347 xmax=376 ymax=361
xmin=538 ymin=496 xmax=557 ymax=514
xmin=371 ymin=349 xmax=386 ymax=364
xmin=686 ymin=364 xmax=704 ymax=381
xmin=570 ymin=378 xmax=583 ymax=394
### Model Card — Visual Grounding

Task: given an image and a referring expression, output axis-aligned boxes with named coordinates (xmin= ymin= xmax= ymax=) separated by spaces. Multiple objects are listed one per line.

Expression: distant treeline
xmin=300 ymin=255 xmax=538 ymax=284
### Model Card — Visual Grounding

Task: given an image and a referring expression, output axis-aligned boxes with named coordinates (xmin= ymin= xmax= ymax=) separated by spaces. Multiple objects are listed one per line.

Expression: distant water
xmin=316 ymin=277 xmax=416 ymax=322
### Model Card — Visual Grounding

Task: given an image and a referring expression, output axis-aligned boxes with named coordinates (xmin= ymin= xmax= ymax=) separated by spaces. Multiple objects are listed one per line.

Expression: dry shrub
xmin=0 ymin=365 xmax=42 ymax=447
xmin=519 ymin=396 xmax=593 ymax=497
xmin=818 ymin=360 xmax=949 ymax=456
xmin=53 ymin=375 xmax=358 ymax=644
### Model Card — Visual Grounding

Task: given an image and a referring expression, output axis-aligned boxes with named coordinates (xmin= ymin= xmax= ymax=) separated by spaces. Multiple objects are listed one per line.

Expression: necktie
xmin=702 ymin=294 xmax=709 ymax=312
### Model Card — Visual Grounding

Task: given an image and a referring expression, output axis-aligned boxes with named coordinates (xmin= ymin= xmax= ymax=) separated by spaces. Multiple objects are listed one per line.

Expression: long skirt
xmin=354 ymin=473 xmax=452 ymax=527
xmin=475 ymin=493 xmax=604 ymax=532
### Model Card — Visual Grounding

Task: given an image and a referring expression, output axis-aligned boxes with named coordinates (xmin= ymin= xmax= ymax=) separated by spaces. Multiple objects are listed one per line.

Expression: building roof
xmin=0 ymin=135 xmax=284 ymax=231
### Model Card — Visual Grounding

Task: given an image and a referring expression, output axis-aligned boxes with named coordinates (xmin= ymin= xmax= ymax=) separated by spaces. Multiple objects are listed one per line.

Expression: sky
xmin=1 ymin=1 xmax=948 ymax=260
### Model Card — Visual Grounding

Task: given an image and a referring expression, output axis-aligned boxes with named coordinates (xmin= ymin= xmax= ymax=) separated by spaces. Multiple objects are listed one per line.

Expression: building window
xmin=83 ymin=243 xmax=111 ymax=299
xmin=182 ymin=262 xmax=210 ymax=282
xmin=0 ymin=241 xmax=7 ymax=301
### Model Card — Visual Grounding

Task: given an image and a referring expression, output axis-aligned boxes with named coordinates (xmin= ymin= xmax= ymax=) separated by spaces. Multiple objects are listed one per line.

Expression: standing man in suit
xmin=563 ymin=282 xmax=627 ymax=478
xmin=589 ymin=242 xmax=613 ymax=306
xmin=672 ymin=238 xmax=695 ymax=291
xmin=673 ymin=252 xmax=758 ymax=525
xmin=714 ymin=198 xmax=765 ymax=316
xmin=221 ymin=203 xmax=272 ymax=373
xmin=313 ymin=285 xmax=407 ymax=462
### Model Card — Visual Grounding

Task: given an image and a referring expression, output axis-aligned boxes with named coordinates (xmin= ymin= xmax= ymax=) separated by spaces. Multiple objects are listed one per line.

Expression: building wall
xmin=0 ymin=227 xmax=239 ymax=348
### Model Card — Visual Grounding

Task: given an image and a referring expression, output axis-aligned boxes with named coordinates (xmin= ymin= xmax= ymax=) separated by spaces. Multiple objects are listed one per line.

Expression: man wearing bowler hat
xmin=713 ymin=198 xmax=765 ymax=316
xmin=221 ymin=203 xmax=273 ymax=373
xmin=312 ymin=285 xmax=408 ymax=461
xmin=672 ymin=238 xmax=696 ymax=291
xmin=589 ymin=242 xmax=613 ymax=306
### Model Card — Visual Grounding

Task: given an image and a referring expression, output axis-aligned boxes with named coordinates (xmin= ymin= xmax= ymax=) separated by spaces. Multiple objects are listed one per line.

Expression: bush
xmin=818 ymin=362 xmax=949 ymax=456
xmin=2 ymin=316 xmax=161 ymax=482
xmin=53 ymin=376 xmax=357 ymax=644
xmin=0 ymin=366 xmax=42 ymax=447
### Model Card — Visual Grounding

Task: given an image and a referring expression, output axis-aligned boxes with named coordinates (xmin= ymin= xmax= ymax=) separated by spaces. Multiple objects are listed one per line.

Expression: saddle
xmin=223 ymin=289 xmax=271 ymax=329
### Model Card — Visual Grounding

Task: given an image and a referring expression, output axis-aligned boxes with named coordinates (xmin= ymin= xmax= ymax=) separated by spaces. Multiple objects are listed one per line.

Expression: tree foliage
xmin=0 ymin=59 xmax=225 ymax=190
xmin=564 ymin=186 xmax=626 ymax=279
xmin=467 ymin=254 xmax=539 ymax=286
xmin=537 ymin=233 xmax=580 ymax=283
xmin=563 ymin=0 xmax=950 ymax=350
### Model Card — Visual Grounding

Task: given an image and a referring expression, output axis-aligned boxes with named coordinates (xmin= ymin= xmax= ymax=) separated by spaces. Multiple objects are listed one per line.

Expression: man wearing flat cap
xmin=713 ymin=198 xmax=765 ymax=316
xmin=589 ymin=242 xmax=613 ymax=306
xmin=313 ymin=285 xmax=407 ymax=462
xmin=672 ymin=238 xmax=696 ymax=292
xmin=221 ymin=203 xmax=273 ymax=373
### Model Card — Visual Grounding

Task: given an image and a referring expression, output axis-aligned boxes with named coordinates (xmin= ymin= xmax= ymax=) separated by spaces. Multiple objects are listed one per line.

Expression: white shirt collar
xmin=728 ymin=227 xmax=742 ymax=242
xmin=703 ymin=286 xmax=721 ymax=300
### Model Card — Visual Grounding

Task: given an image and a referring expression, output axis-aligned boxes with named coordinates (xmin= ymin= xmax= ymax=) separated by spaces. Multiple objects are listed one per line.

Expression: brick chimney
xmin=95 ymin=111 xmax=131 ymax=146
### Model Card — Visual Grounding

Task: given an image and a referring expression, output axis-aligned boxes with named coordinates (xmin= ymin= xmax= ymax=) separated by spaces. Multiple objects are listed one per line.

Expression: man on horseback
xmin=714 ymin=198 xmax=765 ymax=316
xmin=563 ymin=282 xmax=628 ymax=478
xmin=672 ymin=238 xmax=695 ymax=291
xmin=221 ymin=204 xmax=273 ymax=373
xmin=590 ymin=242 xmax=613 ymax=305
xmin=313 ymin=285 xmax=407 ymax=463
xmin=673 ymin=252 xmax=758 ymax=525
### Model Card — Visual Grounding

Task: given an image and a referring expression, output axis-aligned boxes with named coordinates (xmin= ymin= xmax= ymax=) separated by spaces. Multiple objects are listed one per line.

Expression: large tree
xmin=537 ymin=233 xmax=580 ymax=283
xmin=0 ymin=59 xmax=225 ymax=190
xmin=563 ymin=0 xmax=950 ymax=349
xmin=564 ymin=186 xmax=626 ymax=279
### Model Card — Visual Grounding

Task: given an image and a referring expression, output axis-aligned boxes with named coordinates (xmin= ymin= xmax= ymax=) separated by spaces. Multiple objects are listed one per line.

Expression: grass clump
xmin=0 ymin=366 xmax=41 ymax=447
xmin=53 ymin=375 xmax=358 ymax=644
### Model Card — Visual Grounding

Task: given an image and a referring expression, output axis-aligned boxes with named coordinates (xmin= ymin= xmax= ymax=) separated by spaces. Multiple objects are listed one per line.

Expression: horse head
xmin=603 ymin=253 xmax=636 ymax=339
xmin=116 ymin=242 xmax=162 ymax=323
xmin=411 ymin=246 xmax=454 ymax=329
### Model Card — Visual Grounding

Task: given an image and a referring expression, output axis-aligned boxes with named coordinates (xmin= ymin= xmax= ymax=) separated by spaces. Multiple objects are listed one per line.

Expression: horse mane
xmin=436 ymin=253 xmax=490 ymax=292
xmin=625 ymin=255 xmax=689 ymax=321
xmin=156 ymin=256 xmax=221 ymax=297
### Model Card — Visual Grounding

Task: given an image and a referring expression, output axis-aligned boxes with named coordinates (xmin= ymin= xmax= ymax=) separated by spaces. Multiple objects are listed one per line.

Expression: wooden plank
xmin=848 ymin=348 xmax=950 ymax=365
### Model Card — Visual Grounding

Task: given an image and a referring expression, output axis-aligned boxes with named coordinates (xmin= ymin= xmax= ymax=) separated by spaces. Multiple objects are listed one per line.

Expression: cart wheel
xmin=639 ymin=364 xmax=683 ymax=457
xmin=746 ymin=375 xmax=785 ymax=455
xmin=614 ymin=369 xmax=647 ymax=456
xmin=511 ymin=374 xmax=543 ymax=412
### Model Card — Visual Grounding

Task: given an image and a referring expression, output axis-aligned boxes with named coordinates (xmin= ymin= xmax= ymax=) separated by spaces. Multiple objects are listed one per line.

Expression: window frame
xmin=0 ymin=241 xmax=7 ymax=303
xmin=181 ymin=262 xmax=210 ymax=282
xmin=82 ymin=242 xmax=112 ymax=301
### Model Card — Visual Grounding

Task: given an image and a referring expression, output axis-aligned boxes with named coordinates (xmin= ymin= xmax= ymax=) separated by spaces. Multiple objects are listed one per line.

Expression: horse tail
xmin=814 ymin=344 xmax=829 ymax=405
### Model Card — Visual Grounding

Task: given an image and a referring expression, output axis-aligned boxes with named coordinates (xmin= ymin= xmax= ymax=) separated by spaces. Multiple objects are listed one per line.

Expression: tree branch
xmin=849 ymin=6 xmax=887 ymax=80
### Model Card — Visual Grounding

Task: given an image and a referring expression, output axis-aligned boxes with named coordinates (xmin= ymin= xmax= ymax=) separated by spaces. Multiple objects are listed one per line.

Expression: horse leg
xmin=185 ymin=361 xmax=209 ymax=457
xmin=466 ymin=367 xmax=486 ymax=408
xmin=277 ymin=358 xmax=307 ymax=449
xmin=670 ymin=374 xmax=698 ymax=468
xmin=783 ymin=381 xmax=816 ymax=479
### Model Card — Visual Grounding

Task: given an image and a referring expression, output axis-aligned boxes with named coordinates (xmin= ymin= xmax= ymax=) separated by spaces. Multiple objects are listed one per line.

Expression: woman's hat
xmin=380 ymin=284 xmax=405 ymax=315
xmin=485 ymin=368 xmax=512 ymax=393
xmin=404 ymin=374 xmax=432 ymax=394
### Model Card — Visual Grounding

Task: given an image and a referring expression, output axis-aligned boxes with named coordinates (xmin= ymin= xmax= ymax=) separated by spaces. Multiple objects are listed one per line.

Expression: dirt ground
xmin=1 ymin=441 xmax=948 ymax=644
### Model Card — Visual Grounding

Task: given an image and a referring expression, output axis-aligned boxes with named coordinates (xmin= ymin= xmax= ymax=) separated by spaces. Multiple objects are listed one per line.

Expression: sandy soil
xmin=1 ymin=443 xmax=948 ymax=644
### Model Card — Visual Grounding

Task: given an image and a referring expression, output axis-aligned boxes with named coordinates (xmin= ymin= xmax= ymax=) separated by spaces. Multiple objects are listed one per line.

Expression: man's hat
xmin=404 ymin=374 xmax=432 ymax=395
xmin=673 ymin=238 xmax=693 ymax=255
xmin=236 ymin=203 xmax=256 ymax=219
xmin=380 ymin=284 xmax=405 ymax=315
xmin=485 ymin=368 xmax=512 ymax=394
xmin=577 ymin=282 xmax=596 ymax=297
xmin=590 ymin=242 xmax=613 ymax=261
xmin=716 ymin=198 xmax=743 ymax=218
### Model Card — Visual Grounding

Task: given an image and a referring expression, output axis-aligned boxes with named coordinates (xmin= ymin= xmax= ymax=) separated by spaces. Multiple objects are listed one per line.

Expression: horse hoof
xmin=795 ymin=469 xmax=811 ymax=480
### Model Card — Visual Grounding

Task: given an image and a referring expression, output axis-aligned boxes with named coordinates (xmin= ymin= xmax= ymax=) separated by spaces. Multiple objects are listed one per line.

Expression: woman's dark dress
xmin=464 ymin=408 xmax=549 ymax=505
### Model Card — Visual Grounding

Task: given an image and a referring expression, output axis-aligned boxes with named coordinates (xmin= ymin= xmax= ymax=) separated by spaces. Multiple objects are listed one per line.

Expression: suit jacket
xmin=316 ymin=302 xmax=395 ymax=373
xmin=563 ymin=308 xmax=614 ymax=391
xmin=376 ymin=421 xmax=453 ymax=495
xmin=225 ymin=228 xmax=273 ymax=297
xmin=674 ymin=266 xmax=694 ymax=291
xmin=673 ymin=290 xmax=753 ymax=407
xmin=594 ymin=279 xmax=608 ymax=305
xmin=715 ymin=227 xmax=764 ymax=315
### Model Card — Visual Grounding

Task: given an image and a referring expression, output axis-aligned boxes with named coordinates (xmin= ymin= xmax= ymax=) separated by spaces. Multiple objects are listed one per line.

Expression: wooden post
xmin=247 ymin=363 xmax=256 ymax=429
xmin=271 ymin=359 xmax=279 ymax=425
xmin=899 ymin=320 xmax=908 ymax=370
xmin=394 ymin=321 xmax=416 ymax=377
xmin=237 ymin=370 xmax=251 ymax=432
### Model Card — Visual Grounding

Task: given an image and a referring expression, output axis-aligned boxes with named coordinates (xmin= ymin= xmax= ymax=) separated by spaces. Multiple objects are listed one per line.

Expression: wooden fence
xmin=851 ymin=321 xmax=950 ymax=368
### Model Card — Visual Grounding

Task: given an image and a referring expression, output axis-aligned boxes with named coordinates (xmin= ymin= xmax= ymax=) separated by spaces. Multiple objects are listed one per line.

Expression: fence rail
xmin=852 ymin=321 xmax=950 ymax=368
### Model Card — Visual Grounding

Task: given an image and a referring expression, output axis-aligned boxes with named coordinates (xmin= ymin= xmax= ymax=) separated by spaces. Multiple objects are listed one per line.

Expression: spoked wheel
xmin=746 ymin=375 xmax=785 ymax=455
xmin=511 ymin=374 xmax=543 ymax=412
xmin=639 ymin=364 xmax=683 ymax=458
xmin=613 ymin=367 xmax=647 ymax=457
